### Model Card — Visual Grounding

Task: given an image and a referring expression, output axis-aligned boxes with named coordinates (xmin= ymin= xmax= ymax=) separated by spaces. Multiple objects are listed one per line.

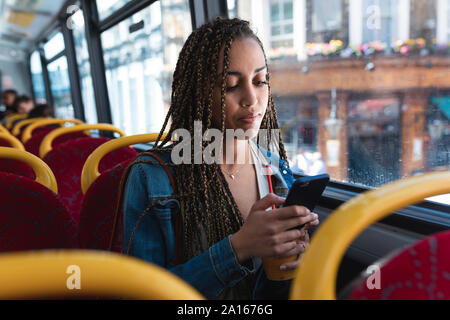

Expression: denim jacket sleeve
xmin=123 ymin=159 xmax=260 ymax=299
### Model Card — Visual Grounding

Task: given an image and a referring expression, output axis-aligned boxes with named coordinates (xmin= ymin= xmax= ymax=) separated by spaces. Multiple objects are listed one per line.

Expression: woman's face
xmin=212 ymin=37 xmax=269 ymax=139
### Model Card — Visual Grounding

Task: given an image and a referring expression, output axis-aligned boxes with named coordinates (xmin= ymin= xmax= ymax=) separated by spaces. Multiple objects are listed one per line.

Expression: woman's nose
xmin=240 ymin=83 xmax=258 ymax=107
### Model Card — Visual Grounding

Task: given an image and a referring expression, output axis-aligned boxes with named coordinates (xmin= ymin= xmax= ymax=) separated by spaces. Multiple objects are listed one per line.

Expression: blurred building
xmin=233 ymin=0 xmax=450 ymax=187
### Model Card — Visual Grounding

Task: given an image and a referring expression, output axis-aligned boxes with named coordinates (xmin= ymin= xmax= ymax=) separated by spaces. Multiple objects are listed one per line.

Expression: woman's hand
xmin=230 ymin=193 xmax=318 ymax=264
xmin=279 ymin=218 xmax=319 ymax=271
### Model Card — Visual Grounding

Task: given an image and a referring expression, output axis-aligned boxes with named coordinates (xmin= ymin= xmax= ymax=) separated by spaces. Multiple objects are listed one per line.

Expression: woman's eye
xmin=226 ymin=84 xmax=238 ymax=92
xmin=254 ymin=80 xmax=268 ymax=86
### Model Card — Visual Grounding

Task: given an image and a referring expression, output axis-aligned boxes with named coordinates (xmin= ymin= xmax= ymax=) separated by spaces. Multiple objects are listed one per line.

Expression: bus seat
xmin=11 ymin=118 xmax=45 ymax=141
xmin=40 ymin=124 xmax=132 ymax=226
xmin=21 ymin=118 xmax=84 ymax=143
xmin=24 ymin=128 xmax=88 ymax=157
xmin=289 ymin=171 xmax=450 ymax=300
xmin=79 ymin=159 xmax=133 ymax=251
xmin=0 ymin=172 xmax=78 ymax=251
xmin=4 ymin=114 xmax=27 ymax=130
xmin=0 ymin=133 xmax=35 ymax=179
xmin=78 ymin=133 xmax=167 ymax=251
xmin=0 ymin=149 xmax=76 ymax=250
xmin=0 ymin=250 xmax=204 ymax=299
xmin=347 ymin=230 xmax=450 ymax=300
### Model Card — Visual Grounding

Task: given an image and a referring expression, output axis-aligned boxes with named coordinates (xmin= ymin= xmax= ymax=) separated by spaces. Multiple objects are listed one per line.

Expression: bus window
xmin=101 ymin=0 xmax=192 ymax=135
xmin=71 ymin=8 xmax=98 ymax=124
xmin=96 ymin=0 xmax=133 ymax=21
xmin=30 ymin=51 xmax=46 ymax=104
xmin=43 ymin=32 xmax=65 ymax=60
xmin=228 ymin=0 xmax=450 ymax=206
xmin=47 ymin=56 xmax=74 ymax=119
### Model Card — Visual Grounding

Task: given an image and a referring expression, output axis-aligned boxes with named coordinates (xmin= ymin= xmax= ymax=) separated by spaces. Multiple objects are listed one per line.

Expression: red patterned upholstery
xmin=0 ymin=172 xmax=78 ymax=250
xmin=0 ymin=138 xmax=35 ymax=179
xmin=24 ymin=129 xmax=88 ymax=157
xmin=349 ymin=230 xmax=450 ymax=300
xmin=79 ymin=159 xmax=133 ymax=251
xmin=43 ymin=137 xmax=136 ymax=227
xmin=0 ymin=159 xmax=35 ymax=180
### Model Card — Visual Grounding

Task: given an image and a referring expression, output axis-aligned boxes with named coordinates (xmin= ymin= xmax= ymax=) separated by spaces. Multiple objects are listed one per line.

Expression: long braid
xmin=137 ymin=18 xmax=290 ymax=262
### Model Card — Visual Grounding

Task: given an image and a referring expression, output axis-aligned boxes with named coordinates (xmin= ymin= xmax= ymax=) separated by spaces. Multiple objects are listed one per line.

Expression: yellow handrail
xmin=11 ymin=118 xmax=46 ymax=136
xmin=0 ymin=250 xmax=204 ymax=299
xmin=0 ymin=133 xmax=25 ymax=150
xmin=5 ymin=114 xmax=27 ymax=130
xmin=22 ymin=118 xmax=85 ymax=143
xmin=0 ymin=124 xmax=9 ymax=133
xmin=40 ymin=124 xmax=126 ymax=159
xmin=0 ymin=147 xmax=58 ymax=194
xmin=289 ymin=171 xmax=450 ymax=300
xmin=81 ymin=133 xmax=168 ymax=194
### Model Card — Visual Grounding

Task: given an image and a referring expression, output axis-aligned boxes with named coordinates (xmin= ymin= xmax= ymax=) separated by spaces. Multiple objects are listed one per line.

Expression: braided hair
xmin=131 ymin=18 xmax=289 ymax=262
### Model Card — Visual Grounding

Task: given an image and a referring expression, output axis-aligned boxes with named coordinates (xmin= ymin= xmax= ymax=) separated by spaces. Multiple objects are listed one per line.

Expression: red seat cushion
xmin=349 ymin=230 xmax=450 ymax=300
xmin=43 ymin=137 xmax=137 ymax=227
xmin=0 ymin=172 xmax=78 ymax=250
xmin=79 ymin=159 xmax=133 ymax=251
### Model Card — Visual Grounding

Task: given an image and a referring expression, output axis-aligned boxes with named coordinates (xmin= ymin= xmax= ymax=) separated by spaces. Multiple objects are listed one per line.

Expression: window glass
xmin=43 ymin=32 xmax=65 ymax=60
xmin=362 ymin=0 xmax=398 ymax=45
xmin=269 ymin=0 xmax=294 ymax=50
xmin=96 ymin=0 xmax=133 ymax=21
xmin=101 ymin=0 xmax=192 ymax=135
xmin=30 ymin=51 xmax=46 ymax=103
xmin=47 ymin=56 xmax=74 ymax=119
xmin=71 ymin=8 xmax=98 ymax=124
xmin=312 ymin=0 xmax=342 ymax=32
xmin=229 ymin=0 xmax=450 ymax=205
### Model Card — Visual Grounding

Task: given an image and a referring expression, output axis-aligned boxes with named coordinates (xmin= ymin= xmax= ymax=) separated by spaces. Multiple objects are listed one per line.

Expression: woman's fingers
xmin=251 ymin=193 xmax=286 ymax=211
xmin=279 ymin=242 xmax=308 ymax=270
xmin=276 ymin=212 xmax=318 ymax=231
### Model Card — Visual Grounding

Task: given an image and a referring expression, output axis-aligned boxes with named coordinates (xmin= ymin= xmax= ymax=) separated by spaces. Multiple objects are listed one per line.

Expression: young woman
xmin=121 ymin=18 xmax=319 ymax=299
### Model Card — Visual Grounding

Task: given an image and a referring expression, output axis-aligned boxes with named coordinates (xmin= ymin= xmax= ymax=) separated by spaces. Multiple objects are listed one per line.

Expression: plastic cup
xmin=262 ymin=254 xmax=299 ymax=281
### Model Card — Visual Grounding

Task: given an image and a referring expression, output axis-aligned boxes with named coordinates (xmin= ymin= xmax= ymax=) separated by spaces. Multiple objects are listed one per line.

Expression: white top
xmin=249 ymin=140 xmax=289 ymax=210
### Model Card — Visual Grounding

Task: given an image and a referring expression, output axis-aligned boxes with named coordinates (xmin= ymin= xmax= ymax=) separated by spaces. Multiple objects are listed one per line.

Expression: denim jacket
xmin=123 ymin=145 xmax=295 ymax=299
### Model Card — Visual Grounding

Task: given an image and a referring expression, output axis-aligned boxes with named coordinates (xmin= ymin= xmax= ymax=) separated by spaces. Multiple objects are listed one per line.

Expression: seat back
xmin=24 ymin=128 xmax=88 ymax=157
xmin=349 ymin=230 xmax=450 ymax=300
xmin=44 ymin=137 xmax=136 ymax=226
xmin=0 ymin=250 xmax=204 ymax=299
xmin=79 ymin=159 xmax=133 ymax=251
xmin=0 ymin=172 xmax=77 ymax=251
xmin=78 ymin=133 xmax=167 ymax=251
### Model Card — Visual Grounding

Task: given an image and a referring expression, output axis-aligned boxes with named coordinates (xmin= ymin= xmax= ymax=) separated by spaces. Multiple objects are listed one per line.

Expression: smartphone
xmin=283 ymin=173 xmax=330 ymax=229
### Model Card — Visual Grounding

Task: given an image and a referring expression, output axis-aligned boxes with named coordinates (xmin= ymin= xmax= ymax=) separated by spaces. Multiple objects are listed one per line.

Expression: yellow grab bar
xmin=81 ymin=133 xmax=168 ymax=194
xmin=40 ymin=124 xmax=126 ymax=159
xmin=22 ymin=118 xmax=85 ymax=143
xmin=11 ymin=118 xmax=46 ymax=136
xmin=0 ymin=147 xmax=58 ymax=194
xmin=289 ymin=171 xmax=450 ymax=300
xmin=5 ymin=114 xmax=27 ymax=130
xmin=0 ymin=124 xmax=9 ymax=133
xmin=0 ymin=250 xmax=204 ymax=299
xmin=0 ymin=133 xmax=25 ymax=150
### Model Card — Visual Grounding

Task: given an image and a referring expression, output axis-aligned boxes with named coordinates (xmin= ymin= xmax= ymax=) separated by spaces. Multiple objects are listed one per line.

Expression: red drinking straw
xmin=266 ymin=164 xmax=275 ymax=210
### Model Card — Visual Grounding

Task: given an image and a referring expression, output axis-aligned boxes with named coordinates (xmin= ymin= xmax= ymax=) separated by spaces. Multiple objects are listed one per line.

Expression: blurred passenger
xmin=13 ymin=95 xmax=34 ymax=115
xmin=0 ymin=89 xmax=18 ymax=120
xmin=28 ymin=103 xmax=55 ymax=119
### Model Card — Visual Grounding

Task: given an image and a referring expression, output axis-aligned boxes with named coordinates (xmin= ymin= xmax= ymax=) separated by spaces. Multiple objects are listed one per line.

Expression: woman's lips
xmin=239 ymin=114 xmax=260 ymax=124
